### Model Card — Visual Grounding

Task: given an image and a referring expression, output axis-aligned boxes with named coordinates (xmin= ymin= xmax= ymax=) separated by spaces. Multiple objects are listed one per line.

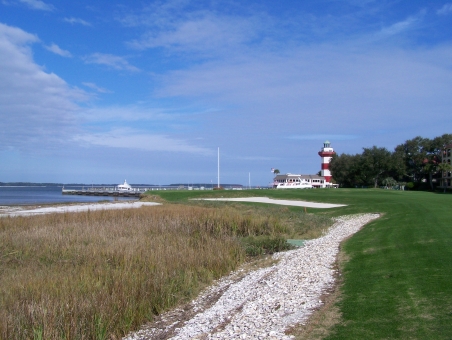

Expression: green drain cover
xmin=286 ymin=239 xmax=305 ymax=247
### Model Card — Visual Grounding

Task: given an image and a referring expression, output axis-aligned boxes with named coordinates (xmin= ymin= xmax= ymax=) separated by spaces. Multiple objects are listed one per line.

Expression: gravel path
xmin=124 ymin=213 xmax=379 ymax=340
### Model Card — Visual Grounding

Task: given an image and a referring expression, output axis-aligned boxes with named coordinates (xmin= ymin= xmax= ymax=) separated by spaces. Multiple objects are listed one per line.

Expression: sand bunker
xmin=193 ymin=197 xmax=346 ymax=208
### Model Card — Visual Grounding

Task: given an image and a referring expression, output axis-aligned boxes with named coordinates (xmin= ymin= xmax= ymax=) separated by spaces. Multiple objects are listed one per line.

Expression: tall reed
xmin=0 ymin=204 xmax=331 ymax=339
xmin=0 ymin=206 xmax=294 ymax=339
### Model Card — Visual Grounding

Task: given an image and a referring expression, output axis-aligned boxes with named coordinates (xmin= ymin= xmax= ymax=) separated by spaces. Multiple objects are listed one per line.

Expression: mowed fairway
xmin=268 ymin=189 xmax=452 ymax=339
xmin=318 ymin=190 xmax=452 ymax=339
xmin=158 ymin=188 xmax=452 ymax=338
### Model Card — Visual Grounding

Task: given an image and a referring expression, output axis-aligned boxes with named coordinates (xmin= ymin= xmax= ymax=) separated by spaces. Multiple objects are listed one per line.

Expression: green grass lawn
xmin=150 ymin=188 xmax=452 ymax=339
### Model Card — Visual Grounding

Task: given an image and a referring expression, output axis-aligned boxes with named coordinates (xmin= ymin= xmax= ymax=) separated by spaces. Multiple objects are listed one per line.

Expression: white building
xmin=272 ymin=141 xmax=337 ymax=189
xmin=273 ymin=173 xmax=329 ymax=189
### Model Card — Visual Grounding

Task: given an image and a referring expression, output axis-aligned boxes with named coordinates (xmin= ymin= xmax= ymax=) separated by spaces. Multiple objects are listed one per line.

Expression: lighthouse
xmin=318 ymin=141 xmax=335 ymax=183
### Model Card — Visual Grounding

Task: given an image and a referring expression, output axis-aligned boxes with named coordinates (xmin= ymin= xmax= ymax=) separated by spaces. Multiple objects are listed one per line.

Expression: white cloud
xmin=63 ymin=17 xmax=92 ymax=26
xmin=155 ymin=43 xmax=452 ymax=139
xmin=19 ymin=0 xmax=53 ymax=11
xmin=128 ymin=15 xmax=259 ymax=55
xmin=122 ymin=1 xmax=269 ymax=57
xmin=0 ymin=23 xmax=87 ymax=150
xmin=288 ymin=135 xmax=359 ymax=141
xmin=378 ymin=15 xmax=420 ymax=37
xmin=79 ymin=105 xmax=176 ymax=122
xmin=74 ymin=128 xmax=211 ymax=155
xmin=437 ymin=3 xmax=452 ymax=15
xmin=45 ymin=43 xmax=72 ymax=57
xmin=83 ymin=53 xmax=140 ymax=72
xmin=82 ymin=82 xmax=111 ymax=93
xmin=0 ymin=24 xmax=213 ymax=157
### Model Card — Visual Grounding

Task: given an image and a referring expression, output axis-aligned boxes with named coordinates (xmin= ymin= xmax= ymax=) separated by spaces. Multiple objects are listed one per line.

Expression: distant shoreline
xmin=0 ymin=201 xmax=160 ymax=217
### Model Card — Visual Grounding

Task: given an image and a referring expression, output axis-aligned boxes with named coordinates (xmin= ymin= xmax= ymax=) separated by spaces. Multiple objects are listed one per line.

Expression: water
xmin=0 ymin=186 xmax=138 ymax=206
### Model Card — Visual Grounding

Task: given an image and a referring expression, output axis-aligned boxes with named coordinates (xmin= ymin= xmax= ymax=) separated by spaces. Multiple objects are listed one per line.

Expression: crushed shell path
xmin=125 ymin=213 xmax=379 ymax=340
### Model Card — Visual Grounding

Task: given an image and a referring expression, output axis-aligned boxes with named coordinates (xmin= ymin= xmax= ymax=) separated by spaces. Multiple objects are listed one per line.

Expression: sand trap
xmin=192 ymin=197 xmax=346 ymax=208
xmin=0 ymin=201 xmax=161 ymax=217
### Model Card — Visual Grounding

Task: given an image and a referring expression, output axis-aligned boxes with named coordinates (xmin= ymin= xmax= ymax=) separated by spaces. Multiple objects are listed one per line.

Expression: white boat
xmin=117 ymin=180 xmax=133 ymax=192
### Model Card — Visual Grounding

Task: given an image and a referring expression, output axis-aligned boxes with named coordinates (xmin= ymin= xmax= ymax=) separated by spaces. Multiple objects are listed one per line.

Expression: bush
xmin=406 ymin=182 xmax=414 ymax=190
xmin=240 ymin=235 xmax=295 ymax=256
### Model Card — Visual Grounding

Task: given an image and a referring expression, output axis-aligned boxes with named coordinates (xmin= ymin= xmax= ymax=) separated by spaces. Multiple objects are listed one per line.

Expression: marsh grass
xmin=0 ymin=203 xmax=332 ymax=339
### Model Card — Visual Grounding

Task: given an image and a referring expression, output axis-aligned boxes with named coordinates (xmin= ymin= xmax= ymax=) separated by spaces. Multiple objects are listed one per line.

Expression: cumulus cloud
xmin=83 ymin=53 xmax=140 ymax=72
xmin=45 ymin=43 xmax=72 ymax=57
xmin=0 ymin=23 xmax=213 ymax=158
xmin=0 ymin=23 xmax=86 ymax=150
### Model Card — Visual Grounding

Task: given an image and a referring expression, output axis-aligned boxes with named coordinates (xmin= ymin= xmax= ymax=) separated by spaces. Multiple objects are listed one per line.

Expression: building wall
xmin=442 ymin=144 xmax=452 ymax=188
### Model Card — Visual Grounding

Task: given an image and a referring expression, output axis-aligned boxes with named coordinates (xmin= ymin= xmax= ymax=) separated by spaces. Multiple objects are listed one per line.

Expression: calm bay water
xmin=0 ymin=186 xmax=137 ymax=206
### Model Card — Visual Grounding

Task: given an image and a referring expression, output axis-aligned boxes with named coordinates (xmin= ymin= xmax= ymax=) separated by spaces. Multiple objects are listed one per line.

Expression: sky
xmin=1 ymin=0 xmax=452 ymax=186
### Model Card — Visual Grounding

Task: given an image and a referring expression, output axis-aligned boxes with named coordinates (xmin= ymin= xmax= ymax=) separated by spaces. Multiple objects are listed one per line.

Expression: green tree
xmin=394 ymin=136 xmax=428 ymax=184
xmin=382 ymin=177 xmax=397 ymax=188
xmin=361 ymin=146 xmax=394 ymax=188
xmin=329 ymin=153 xmax=364 ymax=187
xmin=394 ymin=134 xmax=452 ymax=189
xmin=423 ymin=134 xmax=452 ymax=190
xmin=438 ymin=162 xmax=452 ymax=193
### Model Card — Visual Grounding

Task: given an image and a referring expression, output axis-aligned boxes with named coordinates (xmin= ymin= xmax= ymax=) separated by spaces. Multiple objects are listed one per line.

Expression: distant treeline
xmin=330 ymin=133 xmax=452 ymax=189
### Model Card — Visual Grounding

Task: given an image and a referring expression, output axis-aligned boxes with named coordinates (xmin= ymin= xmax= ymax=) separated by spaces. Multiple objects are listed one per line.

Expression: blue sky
xmin=1 ymin=0 xmax=451 ymax=185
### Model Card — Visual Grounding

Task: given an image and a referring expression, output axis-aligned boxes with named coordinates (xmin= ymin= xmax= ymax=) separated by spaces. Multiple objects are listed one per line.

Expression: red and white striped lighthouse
xmin=318 ymin=140 xmax=335 ymax=183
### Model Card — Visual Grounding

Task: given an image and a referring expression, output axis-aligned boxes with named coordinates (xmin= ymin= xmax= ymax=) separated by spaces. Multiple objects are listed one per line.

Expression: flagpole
xmin=217 ymin=147 xmax=220 ymax=189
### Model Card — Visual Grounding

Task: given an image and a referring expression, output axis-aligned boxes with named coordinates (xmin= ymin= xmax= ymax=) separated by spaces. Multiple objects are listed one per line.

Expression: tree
xmin=438 ymin=162 xmax=452 ymax=193
xmin=361 ymin=146 xmax=394 ymax=188
xmin=382 ymin=177 xmax=397 ymax=188
xmin=394 ymin=134 xmax=452 ymax=190
xmin=273 ymin=169 xmax=280 ymax=175
xmin=423 ymin=134 xmax=452 ymax=190
xmin=330 ymin=134 xmax=452 ymax=191
xmin=394 ymin=136 xmax=428 ymax=184
xmin=329 ymin=153 xmax=364 ymax=187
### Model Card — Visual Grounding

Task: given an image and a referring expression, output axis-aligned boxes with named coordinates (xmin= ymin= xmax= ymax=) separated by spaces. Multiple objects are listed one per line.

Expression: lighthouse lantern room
xmin=318 ymin=140 xmax=335 ymax=183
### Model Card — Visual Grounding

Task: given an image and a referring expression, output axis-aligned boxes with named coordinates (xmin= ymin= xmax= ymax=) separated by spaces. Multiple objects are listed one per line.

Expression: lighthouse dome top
xmin=323 ymin=140 xmax=331 ymax=147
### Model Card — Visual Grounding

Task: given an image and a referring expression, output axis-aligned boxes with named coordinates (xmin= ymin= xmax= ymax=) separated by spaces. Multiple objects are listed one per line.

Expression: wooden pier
xmin=62 ymin=188 xmax=143 ymax=198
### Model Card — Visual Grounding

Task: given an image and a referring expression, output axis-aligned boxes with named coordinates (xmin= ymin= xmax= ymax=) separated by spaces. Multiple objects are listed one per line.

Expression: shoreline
xmin=0 ymin=201 xmax=161 ymax=217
